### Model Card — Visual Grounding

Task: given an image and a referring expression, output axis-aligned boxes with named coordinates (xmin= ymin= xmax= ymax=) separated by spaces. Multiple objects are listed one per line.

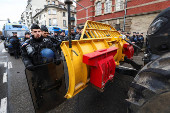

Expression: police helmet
xmin=25 ymin=31 xmax=31 ymax=35
xmin=40 ymin=48 xmax=55 ymax=63
xmin=9 ymin=39 xmax=15 ymax=44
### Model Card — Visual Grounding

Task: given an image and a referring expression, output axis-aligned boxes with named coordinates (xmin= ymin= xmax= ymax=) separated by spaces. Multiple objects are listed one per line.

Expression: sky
xmin=0 ymin=0 xmax=76 ymax=30
xmin=0 ymin=0 xmax=27 ymax=30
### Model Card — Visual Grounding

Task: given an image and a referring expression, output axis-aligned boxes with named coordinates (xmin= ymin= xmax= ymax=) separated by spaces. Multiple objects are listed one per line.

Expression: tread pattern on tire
xmin=127 ymin=52 xmax=170 ymax=113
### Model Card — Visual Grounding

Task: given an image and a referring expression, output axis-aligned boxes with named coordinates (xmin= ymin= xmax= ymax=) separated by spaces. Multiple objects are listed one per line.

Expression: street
xmin=0 ymin=40 xmax=144 ymax=113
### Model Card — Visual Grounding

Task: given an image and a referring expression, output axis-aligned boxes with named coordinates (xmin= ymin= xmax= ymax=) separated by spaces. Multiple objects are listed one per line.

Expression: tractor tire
xmin=127 ymin=52 xmax=170 ymax=113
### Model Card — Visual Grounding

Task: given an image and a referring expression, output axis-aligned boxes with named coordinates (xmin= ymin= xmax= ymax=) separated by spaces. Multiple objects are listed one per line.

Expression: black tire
xmin=127 ymin=52 xmax=170 ymax=113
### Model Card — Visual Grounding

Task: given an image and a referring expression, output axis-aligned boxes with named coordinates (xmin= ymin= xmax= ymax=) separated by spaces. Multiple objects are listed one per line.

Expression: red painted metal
xmin=123 ymin=43 xmax=134 ymax=59
xmin=83 ymin=47 xmax=118 ymax=88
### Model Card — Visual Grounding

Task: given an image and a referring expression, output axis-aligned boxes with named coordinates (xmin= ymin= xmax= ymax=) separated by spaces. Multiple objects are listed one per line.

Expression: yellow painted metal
xmin=61 ymin=39 xmax=110 ymax=99
xmin=80 ymin=20 xmax=127 ymax=65
xmin=61 ymin=20 xmax=128 ymax=99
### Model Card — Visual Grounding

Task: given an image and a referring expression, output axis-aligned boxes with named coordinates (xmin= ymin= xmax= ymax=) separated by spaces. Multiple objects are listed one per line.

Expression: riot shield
xmin=25 ymin=61 xmax=66 ymax=113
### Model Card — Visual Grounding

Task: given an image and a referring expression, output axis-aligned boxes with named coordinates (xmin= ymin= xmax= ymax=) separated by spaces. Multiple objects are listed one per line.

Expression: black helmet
xmin=147 ymin=7 xmax=170 ymax=55
xmin=25 ymin=31 xmax=30 ymax=35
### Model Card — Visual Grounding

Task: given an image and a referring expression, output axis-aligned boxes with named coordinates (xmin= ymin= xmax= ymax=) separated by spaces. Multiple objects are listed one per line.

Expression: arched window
xmin=96 ymin=1 xmax=102 ymax=15
xmin=105 ymin=0 xmax=112 ymax=13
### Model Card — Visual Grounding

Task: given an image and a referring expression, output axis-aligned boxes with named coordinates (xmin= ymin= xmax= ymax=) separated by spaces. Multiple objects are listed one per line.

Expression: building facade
xmin=33 ymin=0 xmax=76 ymax=28
xmin=76 ymin=0 xmax=170 ymax=37
xmin=20 ymin=0 xmax=76 ymax=29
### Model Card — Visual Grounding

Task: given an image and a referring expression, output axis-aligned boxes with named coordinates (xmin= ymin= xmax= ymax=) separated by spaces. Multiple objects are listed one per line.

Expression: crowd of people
xmin=8 ymin=24 xmax=145 ymax=71
xmin=7 ymin=23 xmax=88 ymax=71
xmin=117 ymin=29 xmax=144 ymax=55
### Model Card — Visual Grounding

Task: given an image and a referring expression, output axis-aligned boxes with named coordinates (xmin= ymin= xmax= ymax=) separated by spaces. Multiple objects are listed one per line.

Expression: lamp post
xmin=65 ymin=0 xmax=73 ymax=59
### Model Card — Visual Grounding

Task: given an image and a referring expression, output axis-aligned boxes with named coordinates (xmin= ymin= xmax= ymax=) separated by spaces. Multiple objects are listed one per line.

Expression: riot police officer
xmin=126 ymin=32 xmax=131 ymax=40
xmin=23 ymin=31 xmax=31 ymax=42
xmin=21 ymin=23 xmax=61 ymax=71
xmin=71 ymin=27 xmax=76 ymax=40
xmin=75 ymin=26 xmax=87 ymax=40
xmin=138 ymin=33 xmax=144 ymax=49
xmin=8 ymin=32 xmax=20 ymax=59
xmin=58 ymin=30 xmax=68 ymax=41
xmin=41 ymin=25 xmax=49 ymax=38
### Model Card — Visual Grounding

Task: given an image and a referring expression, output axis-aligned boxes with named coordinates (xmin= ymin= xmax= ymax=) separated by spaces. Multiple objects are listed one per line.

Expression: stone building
xmin=20 ymin=0 xmax=76 ymax=29
xmin=76 ymin=0 xmax=170 ymax=38
xmin=33 ymin=0 xmax=76 ymax=28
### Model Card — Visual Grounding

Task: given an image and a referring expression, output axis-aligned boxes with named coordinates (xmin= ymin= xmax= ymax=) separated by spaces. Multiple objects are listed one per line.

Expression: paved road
xmin=0 ymin=40 xmax=144 ymax=113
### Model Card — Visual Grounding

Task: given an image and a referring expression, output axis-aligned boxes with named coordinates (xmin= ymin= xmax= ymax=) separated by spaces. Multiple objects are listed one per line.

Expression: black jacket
xmin=8 ymin=36 xmax=20 ymax=48
xmin=21 ymin=36 xmax=60 ymax=67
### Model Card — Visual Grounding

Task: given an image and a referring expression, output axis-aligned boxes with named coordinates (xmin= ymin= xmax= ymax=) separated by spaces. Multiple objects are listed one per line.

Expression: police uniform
xmin=8 ymin=32 xmax=20 ymax=59
xmin=75 ymin=26 xmax=87 ymax=40
xmin=23 ymin=32 xmax=31 ymax=42
xmin=21 ymin=24 xmax=61 ymax=71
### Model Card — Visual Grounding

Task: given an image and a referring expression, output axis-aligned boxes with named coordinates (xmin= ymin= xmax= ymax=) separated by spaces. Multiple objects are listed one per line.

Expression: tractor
xmin=127 ymin=6 xmax=170 ymax=113
xmin=25 ymin=0 xmax=170 ymax=112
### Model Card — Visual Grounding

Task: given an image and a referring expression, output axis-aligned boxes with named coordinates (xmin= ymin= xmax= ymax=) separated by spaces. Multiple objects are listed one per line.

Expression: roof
xmin=59 ymin=2 xmax=65 ymax=5
xmin=33 ymin=5 xmax=76 ymax=18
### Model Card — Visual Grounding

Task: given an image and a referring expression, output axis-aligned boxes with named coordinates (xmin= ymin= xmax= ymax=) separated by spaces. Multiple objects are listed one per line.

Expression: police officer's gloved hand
xmin=26 ymin=64 xmax=35 ymax=71
xmin=55 ymin=58 xmax=61 ymax=65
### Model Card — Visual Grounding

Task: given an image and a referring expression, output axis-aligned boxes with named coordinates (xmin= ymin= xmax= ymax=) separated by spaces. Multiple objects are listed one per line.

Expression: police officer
xmin=8 ymin=32 xmax=20 ymax=59
xmin=75 ymin=26 xmax=87 ymax=40
xmin=76 ymin=26 xmax=81 ymax=34
xmin=71 ymin=27 xmax=76 ymax=40
xmin=24 ymin=31 xmax=31 ymax=42
xmin=138 ymin=33 xmax=144 ymax=49
xmin=131 ymin=32 xmax=138 ymax=55
xmin=126 ymin=32 xmax=131 ymax=40
xmin=41 ymin=25 xmax=49 ymax=38
xmin=58 ymin=30 xmax=68 ymax=41
xmin=21 ymin=23 xmax=61 ymax=71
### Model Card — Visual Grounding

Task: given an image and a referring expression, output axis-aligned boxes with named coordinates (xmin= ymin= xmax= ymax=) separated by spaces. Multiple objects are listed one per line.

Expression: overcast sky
xmin=0 ymin=0 xmax=76 ymax=30
xmin=0 ymin=0 xmax=27 ymax=30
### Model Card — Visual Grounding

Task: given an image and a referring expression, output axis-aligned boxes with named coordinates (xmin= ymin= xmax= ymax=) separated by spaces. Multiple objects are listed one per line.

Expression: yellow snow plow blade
xmin=61 ymin=20 xmax=131 ymax=99
xmin=80 ymin=20 xmax=128 ymax=65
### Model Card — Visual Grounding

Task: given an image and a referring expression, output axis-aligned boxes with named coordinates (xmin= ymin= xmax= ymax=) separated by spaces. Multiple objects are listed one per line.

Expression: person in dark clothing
xmin=126 ymin=32 xmax=131 ymax=40
xmin=41 ymin=25 xmax=49 ymax=38
xmin=138 ymin=33 xmax=144 ymax=49
xmin=21 ymin=23 xmax=61 ymax=71
xmin=23 ymin=31 xmax=31 ymax=42
xmin=76 ymin=26 xmax=81 ymax=35
xmin=41 ymin=26 xmax=61 ymax=55
xmin=56 ymin=30 xmax=68 ymax=55
xmin=57 ymin=30 xmax=68 ymax=41
xmin=8 ymin=32 xmax=20 ymax=59
xmin=131 ymin=32 xmax=138 ymax=55
xmin=75 ymin=26 xmax=87 ymax=40
xmin=71 ymin=27 xmax=76 ymax=40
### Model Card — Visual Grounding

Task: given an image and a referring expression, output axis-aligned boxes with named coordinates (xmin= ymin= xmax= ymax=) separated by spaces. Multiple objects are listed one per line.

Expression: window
xmin=49 ymin=19 xmax=51 ymax=26
xmin=48 ymin=1 xmax=50 ymax=5
xmin=63 ymin=12 xmax=65 ymax=17
xmin=48 ymin=10 xmax=51 ymax=14
xmin=105 ymin=0 xmax=112 ymax=13
xmin=60 ymin=5 xmax=64 ymax=8
xmin=96 ymin=2 xmax=102 ymax=15
xmin=115 ymin=0 xmax=124 ymax=11
xmin=72 ymin=14 xmax=74 ymax=17
xmin=63 ymin=20 xmax=66 ymax=26
xmin=52 ymin=1 xmax=55 ymax=5
xmin=70 ymin=6 xmax=72 ymax=10
xmin=45 ymin=20 xmax=46 ymax=25
xmin=53 ymin=19 xmax=57 ymax=25
xmin=71 ymin=21 xmax=75 ymax=26
xmin=52 ymin=9 xmax=56 ymax=14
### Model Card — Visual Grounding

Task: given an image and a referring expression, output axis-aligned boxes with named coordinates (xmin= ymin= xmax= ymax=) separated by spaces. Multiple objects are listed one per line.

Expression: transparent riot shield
xmin=25 ymin=61 xmax=66 ymax=113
